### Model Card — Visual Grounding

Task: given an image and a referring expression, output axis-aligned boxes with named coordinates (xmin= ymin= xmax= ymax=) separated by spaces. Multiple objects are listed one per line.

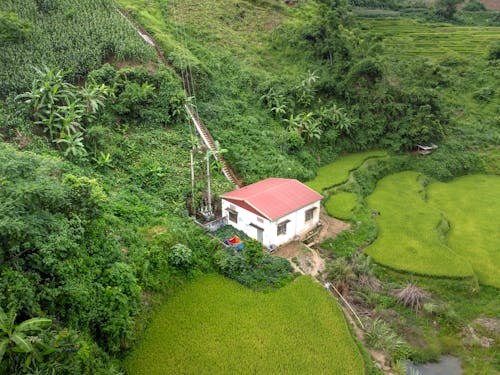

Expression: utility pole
xmin=206 ymin=150 xmax=212 ymax=215
xmin=190 ymin=147 xmax=196 ymax=216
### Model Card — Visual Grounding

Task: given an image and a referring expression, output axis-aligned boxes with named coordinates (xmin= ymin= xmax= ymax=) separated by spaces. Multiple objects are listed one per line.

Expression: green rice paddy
xmin=125 ymin=274 xmax=365 ymax=375
xmin=306 ymin=151 xmax=387 ymax=193
xmin=365 ymin=171 xmax=473 ymax=279
xmin=362 ymin=18 xmax=500 ymax=58
xmin=365 ymin=172 xmax=500 ymax=287
xmin=428 ymin=175 xmax=500 ymax=288
xmin=325 ymin=192 xmax=358 ymax=220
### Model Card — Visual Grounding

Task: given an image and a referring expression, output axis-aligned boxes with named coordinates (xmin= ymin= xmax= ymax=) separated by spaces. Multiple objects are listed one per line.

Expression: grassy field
xmin=124 ymin=274 xmax=365 ymax=375
xmin=428 ymin=175 xmax=500 ymax=288
xmin=306 ymin=151 xmax=387 ymax=193
xmin=361 ymin=18 xmax=500 ymax=58
xmin=325 ymin=192 xmax=357 ymax=220
xmin=365 ymin=171 xmax=474 ymax=279
xmin=365 ymin=172 xmax=500 ymax=287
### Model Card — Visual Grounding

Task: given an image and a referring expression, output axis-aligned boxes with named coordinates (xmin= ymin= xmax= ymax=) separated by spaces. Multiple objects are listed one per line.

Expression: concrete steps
xmin=185 ymin=104 xmax=242 ymax=188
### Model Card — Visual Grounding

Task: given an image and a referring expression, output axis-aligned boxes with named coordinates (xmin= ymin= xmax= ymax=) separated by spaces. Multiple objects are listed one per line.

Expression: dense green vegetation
xmin=0 ymin=34 xmax=227 ymax=371
xmin=125 ymin=274 xmax=365 ymax=375
xmin=0 ymin=0 xmax=499 ymax=373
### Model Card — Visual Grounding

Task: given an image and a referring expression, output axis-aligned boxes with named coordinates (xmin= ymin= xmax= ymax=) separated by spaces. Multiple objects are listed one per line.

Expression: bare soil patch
xmin=314 ymin=208 xmax=351 ymax=245
xmin=273 ymin=242 xmax=325 ymax=277
xmin=480 ymin=0 xmax=500 ymax=10
xmin=473 ymin=317 xmax=500 ymax=335
xmin=273 ymin=208 xmax=350 ymax=277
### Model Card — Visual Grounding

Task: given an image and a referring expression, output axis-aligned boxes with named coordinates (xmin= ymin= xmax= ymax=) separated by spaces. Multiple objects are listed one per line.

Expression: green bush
xmin=472 ymin=86 xmax=495 ymax=102
xmin=488 ymin=42 xmax=500 ymax=60
xmin=214 ymin=248 xmax=294 ymax=290
xmin=365 ymin=318 xmax=412 ymax=364
xmin=462 ymin=0 xmax=486 ymax=11
xmin=0 ymin=11 xmax=31 ymax=43
xmin=0 ymin=144 xmax=140 ymax=369
xmin=168 ymin=243 xmax=194 ymax=273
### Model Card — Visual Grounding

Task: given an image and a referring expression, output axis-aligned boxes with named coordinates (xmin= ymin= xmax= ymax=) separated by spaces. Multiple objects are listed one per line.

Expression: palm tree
xmin=0 ymin=307 xmax=52 ymax=368
xmin=78 ymin=80 xmax=111 ymax=115
xmin=15 ymin=66 xmax=74 ymax=138
xmin=326 ymin=257 xmax=357 ymax=296
xmin=283 ymin=114 xmax=300 ymax=133
xmin=336 ymin=113 xmax=355 ymax=135
xmin=302 ymin=121 xmax=322 ymax=142
xmin=270 ymin=97 xmax=288 ymax=118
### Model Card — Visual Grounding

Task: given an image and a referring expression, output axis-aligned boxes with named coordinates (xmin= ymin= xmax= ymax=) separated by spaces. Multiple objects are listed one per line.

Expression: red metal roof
xmin=223 ymin=198 xmax=267 ymax=219
xmin=221 ymin=178 xmax=322 ymax=221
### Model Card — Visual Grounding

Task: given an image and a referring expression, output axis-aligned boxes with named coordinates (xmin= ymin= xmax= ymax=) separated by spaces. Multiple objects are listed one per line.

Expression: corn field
xmin=0 ymin=0 xmax=156 ymax=97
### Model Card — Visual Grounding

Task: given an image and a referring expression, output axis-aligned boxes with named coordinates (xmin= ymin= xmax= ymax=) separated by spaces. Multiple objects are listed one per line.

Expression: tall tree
xmin=435 ymin=0 xmax=464 ymax=19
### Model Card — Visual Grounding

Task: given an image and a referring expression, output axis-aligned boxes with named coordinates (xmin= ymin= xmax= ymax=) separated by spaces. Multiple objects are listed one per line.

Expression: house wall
xmin=221 ymin=199 xmax=272 ymax=245
xmin=221 ymin=199 xmax=321 ymax=248
xmin=269 ymin=201 xmax=321 ymax=247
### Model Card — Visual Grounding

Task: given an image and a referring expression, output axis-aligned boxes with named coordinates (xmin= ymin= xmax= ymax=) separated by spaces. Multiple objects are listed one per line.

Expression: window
xmin=228 ymin=210 xmax=238 ymax=223
xmin=257 ymin=217 xmax=264 ymax=223
xmin=277 ymin=221 xmax=287 ymax=236
xmin=305 ymin=208 xmax=315 ymax=222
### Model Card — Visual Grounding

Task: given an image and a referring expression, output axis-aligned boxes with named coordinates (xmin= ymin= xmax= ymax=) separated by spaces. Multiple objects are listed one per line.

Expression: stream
xmin=405 ymin=355 xmax=462 ymax=375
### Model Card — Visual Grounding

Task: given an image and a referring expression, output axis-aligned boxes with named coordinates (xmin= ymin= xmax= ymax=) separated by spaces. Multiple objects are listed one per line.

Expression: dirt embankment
xmin=481 ymin=0 xmax=500 ymax=10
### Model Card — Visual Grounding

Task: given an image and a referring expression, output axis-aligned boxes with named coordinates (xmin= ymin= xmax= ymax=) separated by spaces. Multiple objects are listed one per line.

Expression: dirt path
xmin=273 ymin=213 xmax=395 ymax=374
xmin=273 ymin=241 xmax=325 ymax=277
xmin=311 ymin=208 xmax=351 ymax=246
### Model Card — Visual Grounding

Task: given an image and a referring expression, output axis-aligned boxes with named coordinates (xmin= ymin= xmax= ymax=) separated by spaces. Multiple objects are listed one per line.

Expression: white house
xmin=221 ymin=178 xmax=322 ymax=248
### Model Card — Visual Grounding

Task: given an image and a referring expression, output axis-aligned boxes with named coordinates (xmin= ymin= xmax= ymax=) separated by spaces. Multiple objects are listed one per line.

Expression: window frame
xmin=277 ymin=221 xmax=287 ymax=236
xmin=305 ymin=207 xmax=315 ymax=222
xmin=228 ymin=210 xmax=238 ymax=223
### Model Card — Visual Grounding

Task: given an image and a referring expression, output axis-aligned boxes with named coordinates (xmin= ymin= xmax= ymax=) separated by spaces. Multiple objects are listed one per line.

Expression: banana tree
xmin=0 ymin=307 xmax=52 ymax=370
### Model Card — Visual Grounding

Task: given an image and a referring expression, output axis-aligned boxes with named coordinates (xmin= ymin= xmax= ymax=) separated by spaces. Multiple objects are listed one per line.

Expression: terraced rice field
xmin=365 ymin=172 xmax=500 ymax=287
xmin=365 ymin=171 xmax=473 ymax=279
xmin=325 ymin=192 xmax=358 ymax=220
xmin=125 ymin=275 xmax=365 ymax=374
xmin=362 ymin=18 xmax=500 ymax=57
xmin=428 ymin=175 xmax=500 ymax=288
xmin=306 ymin=151 xmax=387 ymax=193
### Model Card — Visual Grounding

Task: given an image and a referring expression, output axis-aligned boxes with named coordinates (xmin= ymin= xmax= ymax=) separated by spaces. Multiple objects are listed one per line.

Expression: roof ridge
xmin=236 ymin=178 xmax=289 ymax=200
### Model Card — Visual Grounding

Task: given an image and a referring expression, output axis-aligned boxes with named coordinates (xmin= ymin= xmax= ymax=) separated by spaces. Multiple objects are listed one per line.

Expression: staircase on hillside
xmin=115 ymin=5 xmax=242 ymax=188
xmin=185 ymin=104 xmax=242 ymax=188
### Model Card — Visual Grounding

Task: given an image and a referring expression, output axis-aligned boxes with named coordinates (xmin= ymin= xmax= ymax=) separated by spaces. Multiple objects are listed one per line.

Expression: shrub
xmin=488 ymin=42 xmax=500 ymax=60
xmin=214 ymin=248 xmax=293 ymax=290
xmin=463 ymin=0 xmax=486 ymax=11
xmin=168 ymin=243 xmax=194 ymax=273
xmin=364 ymin=318 xmax=412 ymax=364
xmin=393 ymin=283 xmax=429 ymax=311
xmin=325 ymin=257 xmax=357 ymax=295
xmin=472 ymin=86 xmax=495 ymax=102
xmin=0 ymin=11 xmax=31 ymax=43
xmin=243 ymin=239 xmax=264 ymax=266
